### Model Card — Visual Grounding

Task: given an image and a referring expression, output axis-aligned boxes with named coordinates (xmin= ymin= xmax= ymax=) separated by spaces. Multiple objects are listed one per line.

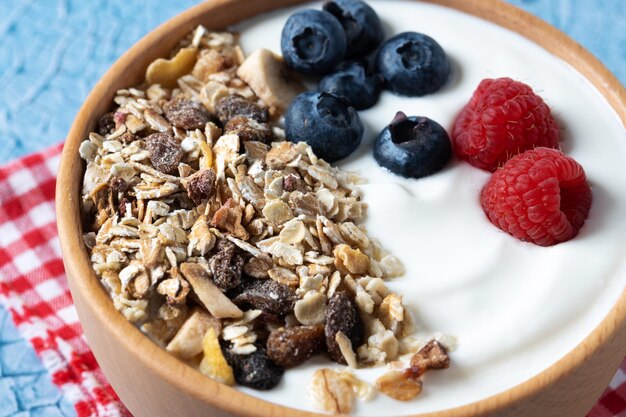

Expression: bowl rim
xmin=56 ymin=0 xmax=626 ymax=416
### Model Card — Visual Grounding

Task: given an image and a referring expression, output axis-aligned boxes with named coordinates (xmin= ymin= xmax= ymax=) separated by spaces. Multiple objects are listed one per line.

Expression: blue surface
xmin=0 ymin=1 xmax=624 ymax=415
xmin=0 ymin=307 xmax=75 ymax=417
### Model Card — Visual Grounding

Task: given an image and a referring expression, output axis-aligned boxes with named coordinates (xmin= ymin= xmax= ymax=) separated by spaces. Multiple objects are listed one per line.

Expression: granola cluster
xmin=79 ymin=26 xmax=450 ymax=414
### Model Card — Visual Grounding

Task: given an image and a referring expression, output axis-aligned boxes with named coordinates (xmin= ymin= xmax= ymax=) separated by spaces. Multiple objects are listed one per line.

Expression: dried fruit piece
xmin=310 ymin=368 xmax=355 ymax=414
xmin=198 ymin=328 xmax=235 ymax=385
xmin=164 ymin=97 xmax=212 ymax=130
xmin=266 ymin=325 xmax=325 ymax=368
xmin=282 ymin=174 xmax=302 ymax=192
xmin=216 ymin=94 xmax=269 ymax=125
xmin=180 ymin=263 xmax=243 ymax=319
xmin=334 ymin=244 xmax=369 ymax=275
xmin=406 ymin=339 xmax=450 ymax=378
xmin=233 ymin=279 xmax=297 ymax=318
xmin=145 ymin=132 xmax=184 ymax=175
xmin=166 ymin=308 xmax=221 ymax=360
xmin=224 ymin=116 xmax=273 ymax=144
xmin=209 ymin=239 xmax=245 ymax=291
xmin=146 ymin=47 xmax=198 ymax=88
xmin=236 ymin=48 xmax=305 ymax=117
xmin=224 ymin=346 xmax=284 ymax=390
xmin=376 ymin=370 xmax=422 ymax=401
xmin=325 ymin=292 xmax=364 ymax=364
xmin=97 ymin=112 xmax=116 ymax=136
xmin=184 ymin=168 xmax=216 ymax=205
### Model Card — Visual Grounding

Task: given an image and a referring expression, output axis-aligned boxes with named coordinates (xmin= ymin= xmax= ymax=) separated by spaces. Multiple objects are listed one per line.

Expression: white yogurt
xmin=235 ymin=2 xmax=626 ymax=415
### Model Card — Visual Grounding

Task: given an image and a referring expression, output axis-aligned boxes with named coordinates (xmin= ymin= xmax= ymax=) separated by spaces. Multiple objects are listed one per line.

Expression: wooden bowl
xmin=56 ymin=1 xmax=626 ymax=416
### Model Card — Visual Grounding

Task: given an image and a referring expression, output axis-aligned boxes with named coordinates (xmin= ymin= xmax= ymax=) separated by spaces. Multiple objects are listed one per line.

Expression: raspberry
xmin=481 ymin=148 xmax=592 ymax=246
xmin=452 ymin=78 xmax=560 ymax=172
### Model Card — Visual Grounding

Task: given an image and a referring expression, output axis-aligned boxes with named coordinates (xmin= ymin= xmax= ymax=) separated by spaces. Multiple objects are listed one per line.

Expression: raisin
xmin=119 ymin=131 xmax=135 ymax=144
xmin=97 ymin=112 xmax=116 ymax=136
xmin=267 ymin=325 xmax=325 ymax=368
xmin=224 ymin=116 xmax=273 ymax=144
xmin=233 ymin=279 xmax=297 ymax=317
xmin=118 ymin=197 xmax=130 ymax=216
xmin=208 ymin=239 xmax=245 ymax=291
xmin=145 ymin=132 xmax=184 ymax=174
xmin=109 ymin=176 xmax=127 ymax=193
xmin=405 ymin=340 xmax=450 ymax=379
xmin=282 ymin=174 xmax=302 ymax=192
xmin=224 ymin=346 xmax=283 ymax=390
xmin=164 ymin=97 xmax=212 ymax=131
xmin=216 ymin=94 xmax=269 ymax=125
xmin=185 ymin=168 xmax=216 ymax=205
xmin=325 ymin=292 xmax=364 ymax=365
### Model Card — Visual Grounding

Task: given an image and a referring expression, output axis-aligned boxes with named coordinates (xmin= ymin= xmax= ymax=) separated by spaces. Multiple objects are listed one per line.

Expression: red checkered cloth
xmin=0 ymin=143 xmax=624 ymax=417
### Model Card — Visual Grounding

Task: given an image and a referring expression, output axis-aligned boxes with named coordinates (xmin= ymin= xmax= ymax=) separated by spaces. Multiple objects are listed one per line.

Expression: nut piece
xmin=334 ymin=244 xmax=369 ymax=275
xmin=166 ymin=308 xmax=221 ymax=360
xmin=294 ymin=291 xmax=326 ymax=325
xmin=180 ymin=262 xmax=243 ymax=319
xmin=184 ymin=168 xmax=216 ymax=205
xmin=335 ymin=331 xmax=358 ymax=369
xmin=164 ymin=97 xmax=211 ymax=131
xmin=216 ymin=94 xmax=269 ymax=125
xmin=325 ymin=292 xmax=364 ymax=365
xmin=224 ymin=116 xmax=273 ymax=144
xmin=146 ymin=47 xmax=198 ymax=88
xmin=209 ymin=239 xmax=245 ymax=291
xmin=198 ymin=328 xmax=235 ymax=386
xmin=145 ymin=132 xmax=184 ymax=175
xmin=156 ymin=267 xmax=190 ymax=305
xmin=236 ymin=48 xmax=305 ymax=118
xmin=266 ymin=325 xmax=325 ymax=368
xmin=211 ymin=198 xmax=249 ymax=240
xmin=376 ymin=371 xmax=422 ymax=401
xmin=193 ymin=49 xmax=234 ymax=82
xmin=407 ymin=340 xmax=450 ymax=378
xmin=310 ymin=368 xmax=355 ymax=414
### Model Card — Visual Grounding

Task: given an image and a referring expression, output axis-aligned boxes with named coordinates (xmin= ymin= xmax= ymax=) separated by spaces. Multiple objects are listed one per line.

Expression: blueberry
xmin=281 ymin=9 xmax=347 ymax=75
xmin=285 ymin=91 xmax=363 ymax=162
xmin=376 ymin=32 xmax=450 ymax=96
xmin=318 ymin=61 xmax=382 ymax=110
xmin=374 ymin=112 xmax=451 ymax=179
xmin=323 ymin=0 xmax=384 ymax=59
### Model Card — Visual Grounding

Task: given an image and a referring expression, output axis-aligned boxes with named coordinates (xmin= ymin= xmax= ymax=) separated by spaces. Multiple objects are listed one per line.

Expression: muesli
xmin=79 ymin=25 xmax=450 ymax=414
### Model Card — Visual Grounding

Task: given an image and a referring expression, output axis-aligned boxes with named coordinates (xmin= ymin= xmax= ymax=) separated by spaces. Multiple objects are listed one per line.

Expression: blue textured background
xmin=0 ymin=1 xmax=624 ymax=416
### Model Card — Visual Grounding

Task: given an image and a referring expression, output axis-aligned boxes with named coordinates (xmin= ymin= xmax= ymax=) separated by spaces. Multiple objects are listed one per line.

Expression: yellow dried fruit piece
xmin=375 ymin=371 xmax=422 ymax=401
xmin=198 ymin=328 xmax=235 ymax=386
xmin=334 ymin=244 xmax=370 ymax=275
xmin=146 ymin=47 xmax=198 ymax=88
